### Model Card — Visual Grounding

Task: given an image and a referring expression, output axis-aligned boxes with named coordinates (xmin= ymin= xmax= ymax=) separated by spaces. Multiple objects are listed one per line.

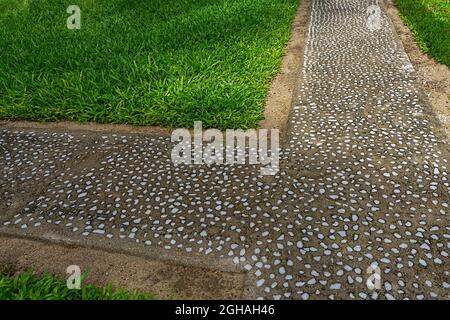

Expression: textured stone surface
xmin=0 ymin=0 xmax=449 ymax=299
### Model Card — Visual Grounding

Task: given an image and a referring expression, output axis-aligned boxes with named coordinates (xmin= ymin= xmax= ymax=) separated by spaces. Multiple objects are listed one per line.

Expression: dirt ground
xmin=258 ymin=0 xmax=310 ymax=138
xmin=384 ymin=0 xmax=450 ymax=139
xmin=0 ymin=236 xmax=244 ymax=299
xmin=0 ymin=2 xmax=311 ymax=300
xmin=0 ymin=0 xmax=310 ymax=138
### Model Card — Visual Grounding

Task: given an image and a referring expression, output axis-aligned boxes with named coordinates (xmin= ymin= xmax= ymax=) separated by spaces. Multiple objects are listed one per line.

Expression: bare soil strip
xmin=0 ymin=0 xmax=310 ymax=136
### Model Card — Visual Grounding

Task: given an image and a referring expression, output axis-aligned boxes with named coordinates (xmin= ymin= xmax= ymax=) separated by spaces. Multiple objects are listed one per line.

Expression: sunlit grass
xmin=395 ymin=0 xmax=449 ymax=67
xmin=0 ymin=0 xmax=299 ymax=129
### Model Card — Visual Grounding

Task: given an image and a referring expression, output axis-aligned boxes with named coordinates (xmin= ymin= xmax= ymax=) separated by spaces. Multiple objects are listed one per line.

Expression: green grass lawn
xmin=395 ymin=0 xmax=450 ymax=67
xmin=0 ymin=0 xmax=299 ymax=129
xmin=0 ymin=270 xmax=157 ymax=300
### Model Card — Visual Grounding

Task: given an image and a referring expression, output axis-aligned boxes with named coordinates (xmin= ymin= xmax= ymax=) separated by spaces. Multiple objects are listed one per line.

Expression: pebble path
xmin=1 ymin=0 xmax=448 ymax=299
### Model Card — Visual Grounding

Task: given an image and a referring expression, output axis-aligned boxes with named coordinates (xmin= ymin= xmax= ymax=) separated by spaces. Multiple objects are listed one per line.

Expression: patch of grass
xmin=0 ymin=270 xmax=158 ymax=300
xmin=395 ymin=0 xmax=450 ymax=67
xmin=0 ymin=0 xmax=299 ymax=129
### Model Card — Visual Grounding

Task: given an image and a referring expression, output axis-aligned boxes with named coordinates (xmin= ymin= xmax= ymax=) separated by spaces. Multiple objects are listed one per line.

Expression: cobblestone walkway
xmin=1 ymin=0 xmax=449 ymax=299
